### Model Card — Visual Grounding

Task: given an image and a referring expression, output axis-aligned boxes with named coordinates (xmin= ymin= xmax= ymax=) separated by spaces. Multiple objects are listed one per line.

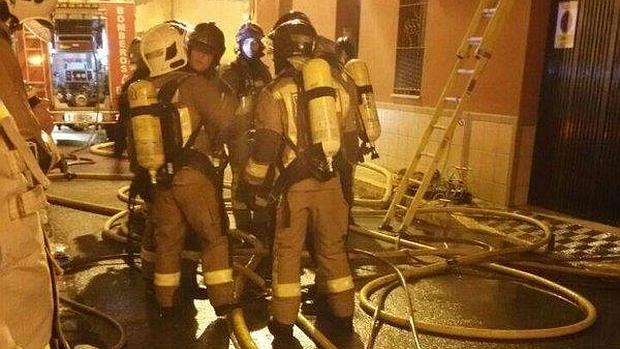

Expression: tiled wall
xmin=372 ymin=102 xmax=520 ymax=207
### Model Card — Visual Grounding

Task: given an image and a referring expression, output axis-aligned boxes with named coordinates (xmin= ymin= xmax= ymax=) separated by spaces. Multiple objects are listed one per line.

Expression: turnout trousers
xmin=150 ymin=167 xmax=234 ymax=308
xmin=271 ymin=176 xmax=355 ymax=325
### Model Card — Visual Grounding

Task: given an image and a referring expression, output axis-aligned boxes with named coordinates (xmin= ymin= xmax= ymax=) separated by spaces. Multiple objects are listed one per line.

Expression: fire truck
xmin=16 ymin=0 xmax=136 ymax=128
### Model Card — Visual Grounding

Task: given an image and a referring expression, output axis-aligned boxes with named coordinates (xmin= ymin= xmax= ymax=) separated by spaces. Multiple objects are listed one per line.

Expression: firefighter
xmin=113 ymin=37 xmax=149 ymax=159
xmin=0 ymin=1 xmax=63 ymax=348
xmin=133 ymin=22 xmax=237 ymax=316
xmin=187 ymin=22 xmax=225 ymax=77
xmin=124 ymin=36 xmax=201 ymax=294
xmin=219 ymin=22 xmax=272 ymax=238
xmin=335 ymin=35 xmax=356 ymax=66
xmin=243 ymin=19 xmax=360 ymax=347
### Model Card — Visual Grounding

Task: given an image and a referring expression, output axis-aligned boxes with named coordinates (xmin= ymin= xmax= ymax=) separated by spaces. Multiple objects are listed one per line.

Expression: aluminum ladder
xmin=380 ymin=0 xmax=516 ymax=233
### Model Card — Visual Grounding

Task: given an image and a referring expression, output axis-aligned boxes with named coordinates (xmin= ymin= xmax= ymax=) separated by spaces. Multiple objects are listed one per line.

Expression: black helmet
xmin=335 ymin=35 xmax=356 ymax=62
xmin=272 ymin=10 xmax=311 ymax=30
xmin=188 ymin=22 xmax=226 ymax=63
xmin=271 ymin=19 xmax=316 ymax=60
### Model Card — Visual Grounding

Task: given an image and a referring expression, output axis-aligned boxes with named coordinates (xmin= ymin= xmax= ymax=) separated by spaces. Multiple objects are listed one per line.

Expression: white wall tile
xmin=479 ymin=151 xmax=494 ymax=182
xmin=468 ymin=149 xmax=483 ymax=180
xmin=478 ymin=180 xmax=494 ymax=201
xmin=491 ymin=183 xmax=508 ymax=206
xmin=470 ymin=121 xmax=485 ymax=151
xmin=496 ymin=124 xmax=514 ymax=155
xmin=482 ymin=122 xmax=498 ymax=153
xmin=468 ymin=178 xmax=480 ymax=196
xmin=493 ymin=154 xmax=510 ymax=185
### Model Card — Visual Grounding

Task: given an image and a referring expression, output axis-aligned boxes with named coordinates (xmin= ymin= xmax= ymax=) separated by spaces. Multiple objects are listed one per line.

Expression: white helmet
xmin=141 ymin=23 xmax=188 ymax=77
xmin=4 ymin=0 xmax=58 ymax=41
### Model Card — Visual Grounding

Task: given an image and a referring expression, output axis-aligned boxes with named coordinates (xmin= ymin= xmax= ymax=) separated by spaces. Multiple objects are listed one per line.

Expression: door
xmin=530 ymin=0 xmax=620 ymax=225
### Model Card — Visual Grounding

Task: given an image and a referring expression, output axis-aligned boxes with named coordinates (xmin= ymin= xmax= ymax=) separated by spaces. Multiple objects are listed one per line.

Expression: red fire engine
xmin=15 ymin=0 xmax=136 ymax=127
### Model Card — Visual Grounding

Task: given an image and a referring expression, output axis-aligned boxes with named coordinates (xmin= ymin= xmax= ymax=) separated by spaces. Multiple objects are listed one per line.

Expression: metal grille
xmin=393 ymin=0 xmax=427 ymax=96
xmin=530 ymin=0 xmax=620 ymax=225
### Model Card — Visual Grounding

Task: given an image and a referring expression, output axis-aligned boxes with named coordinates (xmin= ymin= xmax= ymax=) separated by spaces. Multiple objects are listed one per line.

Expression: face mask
xmin=241 ymin=37 xmax=263 ymax=59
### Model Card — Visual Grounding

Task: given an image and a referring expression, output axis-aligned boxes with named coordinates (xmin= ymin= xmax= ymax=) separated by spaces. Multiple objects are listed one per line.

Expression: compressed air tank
xmin=128 ymin=80 xmax=165 ymax=184
xmin=345 ymin=59 xmax=381 ymax=142
xmin=302 ymin=58 xmax=341 ymax=163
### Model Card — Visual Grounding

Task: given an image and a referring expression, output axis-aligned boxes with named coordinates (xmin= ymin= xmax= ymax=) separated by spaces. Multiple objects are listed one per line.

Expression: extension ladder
xmin=380 ymin=0 xmax=516 ymax=233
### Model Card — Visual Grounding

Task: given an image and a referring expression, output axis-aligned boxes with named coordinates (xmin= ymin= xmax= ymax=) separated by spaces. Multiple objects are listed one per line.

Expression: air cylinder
xmin=302 ymin=58 xmax=341 ymax=164
xmin=128 ymin=80 xmax=165 ymax=184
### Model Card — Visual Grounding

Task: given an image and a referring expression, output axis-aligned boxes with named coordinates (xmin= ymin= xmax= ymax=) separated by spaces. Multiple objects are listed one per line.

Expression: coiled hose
xmin=351 ymin=207 xmax=598 ymax=340
xmin=47 ymin=164 xmax=603 ymax=348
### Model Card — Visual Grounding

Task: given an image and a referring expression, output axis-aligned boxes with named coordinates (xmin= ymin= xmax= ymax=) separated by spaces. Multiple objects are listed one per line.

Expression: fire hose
xmin=47 ymin=164 xmax=605 ymax=348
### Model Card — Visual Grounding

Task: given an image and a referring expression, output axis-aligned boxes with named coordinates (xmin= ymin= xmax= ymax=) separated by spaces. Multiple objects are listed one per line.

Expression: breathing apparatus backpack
xmin=127 ymin=75 xmax=193 ymax=192
xmin=344 ymin=59 xmax=381 ymax=159
xmin=272 ymin=58 xmax=342 ymax=195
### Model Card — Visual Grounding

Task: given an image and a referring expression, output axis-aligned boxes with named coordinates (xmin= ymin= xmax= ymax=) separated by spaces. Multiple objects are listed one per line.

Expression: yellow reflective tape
xmin=0 ymin=101 xmax=10 ymax=121
xmin=273 ymin=282 xmax=301 ymax=298
xmin=140 ymin=248 xmax=156 ymax=262
xmin=154 ymin=272 xmax=181 ymax=287
xmin=203 ymin=268 xmax=233 ymax=285
xmin=244 ymin=158 xmax=269 ymax=185
xmin=326 ymin=276 xmax=354 ymax=294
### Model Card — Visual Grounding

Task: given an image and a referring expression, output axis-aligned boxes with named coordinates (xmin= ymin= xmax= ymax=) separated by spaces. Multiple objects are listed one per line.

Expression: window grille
xmin=393 ymin=0 xmax=427 ymax=96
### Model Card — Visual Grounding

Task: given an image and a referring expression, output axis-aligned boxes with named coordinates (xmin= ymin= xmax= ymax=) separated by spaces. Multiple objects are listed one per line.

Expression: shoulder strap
xmin=157 ymin=73 xmax=193 ymax=104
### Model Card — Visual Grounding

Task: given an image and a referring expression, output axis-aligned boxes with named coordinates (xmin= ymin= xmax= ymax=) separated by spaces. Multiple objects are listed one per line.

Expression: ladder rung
xmin=407 ymin=178 xmax=422 ymax=186
xmin=395 ymin=204 xmax=408 ymax=210
xmin=421 ymin=152 xmax=435 ymax=158
xmin=468 ymin=37 xmax=482 ymax=46
xmin=432 ymin=124 xmax=448 ymax=130
xmin=483 ymin=8 xmax=497 ymax=17
xmin=457 ymin=69 xmax=475 ymax=75
xmin=445 ymin=97 xmax=460 ymax=103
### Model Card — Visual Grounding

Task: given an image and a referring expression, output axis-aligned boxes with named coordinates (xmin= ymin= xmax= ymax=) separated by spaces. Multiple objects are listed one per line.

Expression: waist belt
xmin=8 ymin=185 xmax=47 ymax=220
xmin=176 ymin=149 xmax=229 ymax=233
xmin=176 ymin=149 xmax=221 ymax=184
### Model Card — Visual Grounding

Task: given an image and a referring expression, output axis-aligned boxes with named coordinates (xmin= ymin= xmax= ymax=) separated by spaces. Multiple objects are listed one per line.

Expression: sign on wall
xmin=554 ymin=1 xmax=578 ymax=49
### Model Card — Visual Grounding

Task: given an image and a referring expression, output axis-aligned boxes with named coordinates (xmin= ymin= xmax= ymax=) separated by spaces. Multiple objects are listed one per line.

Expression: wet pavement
xmin=46 ymin=128 xmax=620 ymax=349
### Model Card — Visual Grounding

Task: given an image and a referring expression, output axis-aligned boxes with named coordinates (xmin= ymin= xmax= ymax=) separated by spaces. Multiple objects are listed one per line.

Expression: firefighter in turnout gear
xmin=187 ymin=22 xmax=225 ymax=77
xmin=243 ymin=19 xmax=360 ymax=347
xmin=314 ymin=34 xmax=382 ymax=207
xmin=132 ymin=22 xmax=237 ymax=315
xmin=0 ymin=1 xmax=64 ymax=348
xmin=219 ymin=22 xmax=272 ymax=238
xmin=137 ymin=22 xmax=229 ymax=300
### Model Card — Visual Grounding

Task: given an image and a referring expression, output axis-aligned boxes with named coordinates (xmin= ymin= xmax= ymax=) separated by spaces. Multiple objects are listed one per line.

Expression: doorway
xmin=530 ymin=0 xmax=620 ymax=225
